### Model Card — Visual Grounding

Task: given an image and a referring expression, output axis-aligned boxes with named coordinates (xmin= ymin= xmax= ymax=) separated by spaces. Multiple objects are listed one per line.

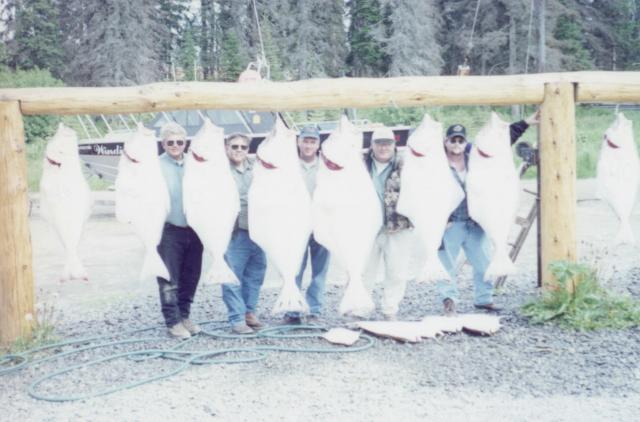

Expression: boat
xmin=77 ymin=110 xmax=412 ymax=184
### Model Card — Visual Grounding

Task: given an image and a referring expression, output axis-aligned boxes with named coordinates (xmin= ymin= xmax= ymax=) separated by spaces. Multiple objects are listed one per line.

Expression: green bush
xmin=0 ymin=68 xmax=63 ymax=143
xmin=521 ymin=260 xmax=640 ymax=330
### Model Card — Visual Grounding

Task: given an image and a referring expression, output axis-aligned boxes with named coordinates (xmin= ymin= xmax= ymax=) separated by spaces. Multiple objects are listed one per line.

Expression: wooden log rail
xmin=0 ymin=71 xmax=639 ymax=115
xmin=1 ymin=70 xmax=639 ymax=345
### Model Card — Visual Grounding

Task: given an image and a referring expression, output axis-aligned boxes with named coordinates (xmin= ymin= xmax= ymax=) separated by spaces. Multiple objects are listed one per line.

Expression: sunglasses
xmin=373 ymin=139 xmax=394 ymax=146
xmin=447 ymin=137 xmax=467 ymax=145
xmin=165 ymin=140 xmax=185 ymax=146
xmin=230 ymin=144 xmax=249 ymax=151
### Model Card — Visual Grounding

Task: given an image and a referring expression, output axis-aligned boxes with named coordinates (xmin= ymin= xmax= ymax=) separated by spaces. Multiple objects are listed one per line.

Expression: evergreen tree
xmin=384 ymin=0 xmax=443 ymax=76
xmin=178 ymin=23 xmax=199 ymax=80
xmin=219 ymin=32 xmax=245 ymax=81
xmin=200 ymin=0 xmax=218 ymax=79
xmin=11 ymin=0 xmax=64 ymax=77
xmin=347 ymin=0 xmax=388 ymax=76
xmin=157 ymin=0 xmax=191 ymax=79
xmin=68 ymin=0 xmax=160 ymax=86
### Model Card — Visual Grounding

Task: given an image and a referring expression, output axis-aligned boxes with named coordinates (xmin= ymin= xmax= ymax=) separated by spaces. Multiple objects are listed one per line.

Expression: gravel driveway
xmin=1 ymin=179 xmax=639 ymax=421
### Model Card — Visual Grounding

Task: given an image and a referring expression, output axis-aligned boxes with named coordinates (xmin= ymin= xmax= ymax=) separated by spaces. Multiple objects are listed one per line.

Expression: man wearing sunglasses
xmin=362 ymin=127 xmax=414 ymax=320
xmin=282 ymin=125 xmax=330 ymax=325
xmin=222 ymin=133 xmax=267 ymax=334
xmin=439 ymin=111 xmax=540 ymax=316
xmin=157 ymin=122 xmax=204 ymax=340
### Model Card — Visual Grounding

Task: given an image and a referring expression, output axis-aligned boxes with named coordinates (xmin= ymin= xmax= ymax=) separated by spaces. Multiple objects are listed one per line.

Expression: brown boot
xmin=245 ymin=312 xmax=263 ymax=329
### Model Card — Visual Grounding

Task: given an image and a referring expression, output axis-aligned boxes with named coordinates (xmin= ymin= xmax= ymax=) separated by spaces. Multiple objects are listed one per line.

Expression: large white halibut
xmin=466 ymin=113 xmax=519 ymax=279
xmin=39 ymin=123 xmax=92 ymax=281
xmin=249 ymin=118 xmax=312 ymax=314
xmin=115 ymin=123 xmax=170 ymax=280
xmin=397 ymin=114 xmax=464 ymax=282
xmin=183 ymin=118 xmax=240 ymax=284
xmin=596 ymin=113 xmax=640 ymax=245
xmin=313 ymin=116 xmax=382 ymax=316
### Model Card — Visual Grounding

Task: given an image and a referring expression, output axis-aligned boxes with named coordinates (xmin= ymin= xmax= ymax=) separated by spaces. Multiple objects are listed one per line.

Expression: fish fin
xmin=615 ymin=220 xmax=635 ymax=245
xmin=63 ymin=254 xmax=89 ymax=281
xmin=415 ymin=257 xmax=451 ymax=283
xmin=339 ymin=279 xmax=375 ymax=317
xmin=204 ymin=259 xmax=239 ymax=285
xmin=484 ymin=251 xmax=516 ymax=281
xmin=140 ymin=250 xmax=170 ymax=280
xmin=272 ymin=281 xmax=309 ymax=315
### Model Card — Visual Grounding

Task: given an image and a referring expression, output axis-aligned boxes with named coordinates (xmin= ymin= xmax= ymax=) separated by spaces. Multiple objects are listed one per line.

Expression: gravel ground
xmin=2 ymin=179 xmax=640 ymax=421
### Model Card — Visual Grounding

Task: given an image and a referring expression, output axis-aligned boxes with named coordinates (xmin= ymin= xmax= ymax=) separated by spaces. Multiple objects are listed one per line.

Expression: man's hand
xmin=525 ymin=110 xmax=540 ymax=126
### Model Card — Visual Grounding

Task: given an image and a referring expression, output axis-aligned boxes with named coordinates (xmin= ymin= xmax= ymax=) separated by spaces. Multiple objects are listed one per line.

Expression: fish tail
xmin=63 ymin=254 xmax=88 ymax=281
xmin=484 ymin=251 xmax=516 ymax=281
xmin=339 ymin=279 xmax=375 ymax=317
xmin=205 ymin=258 xmax=239 ymax=285
xmin=271 ymin=281 xmax=308 ymax=315
xmin=615 ymin=220 xmax=636 ymax=245
xmin=140 ymin=250 xmax=170 ymax=281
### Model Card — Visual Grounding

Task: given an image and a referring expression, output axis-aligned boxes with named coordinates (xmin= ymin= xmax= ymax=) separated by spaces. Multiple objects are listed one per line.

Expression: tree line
xmin=1 ymin=0 xmax=640 ymax=88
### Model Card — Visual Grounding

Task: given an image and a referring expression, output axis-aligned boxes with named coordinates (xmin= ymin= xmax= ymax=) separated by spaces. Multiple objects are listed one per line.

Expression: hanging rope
xmin=251 ymin=0 xmax=270 ymax=80
xmin=458 ymin=0 xmax=482 ymax=76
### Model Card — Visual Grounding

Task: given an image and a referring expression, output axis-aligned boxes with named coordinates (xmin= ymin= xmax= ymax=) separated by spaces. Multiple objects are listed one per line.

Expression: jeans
xmin=363 ymin=229 xmax=414 ymax=316
xmin=286 ymin=235 xmax=330 ymax=317
xmin=437 ymin=219 xmax=493 ymax=306
xmin=157 ymin=223 xmax=203 ymax=327
xmin=222 ymin=229 xmax=267 ymax=325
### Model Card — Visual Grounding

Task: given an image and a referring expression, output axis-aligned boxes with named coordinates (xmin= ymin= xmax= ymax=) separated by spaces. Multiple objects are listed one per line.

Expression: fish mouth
xmin=46 ymin=156 xmax=62 ymax=167
xmin=605 ymin=135 xmax=620 ymax=149
xmin=321 ymin=152 xmax=343 ymax=171
xmin=123 ymin=149 xmax=140 ymax=163
xmin=476 ymin=147 xmax=492 ymax=158
xmin=256 ymin=154 xmax=277 ymax=169
xmin=192 ymin=150 xmax=207 ymax=162
xmin=409 ymin=146 xmax=425 ymax=157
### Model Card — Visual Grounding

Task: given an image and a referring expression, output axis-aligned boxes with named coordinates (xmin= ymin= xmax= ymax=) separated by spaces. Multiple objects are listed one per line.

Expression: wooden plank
xmin=539 ymin=83 xmax=577 ymax=290
xmin=0 ymin=101 xmax=34 ymax=345
xmin=1 ymin=71 xmax=639 ymax=116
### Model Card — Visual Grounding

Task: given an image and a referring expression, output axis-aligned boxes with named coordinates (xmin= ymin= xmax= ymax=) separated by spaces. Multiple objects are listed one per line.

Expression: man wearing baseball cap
xmin=439 ymin=111 xmax=540 ymax=316
xmin=283 ymin=124 xmax=330 ymax=325
xmin=362 ymin=126 xmax=414 ymax=320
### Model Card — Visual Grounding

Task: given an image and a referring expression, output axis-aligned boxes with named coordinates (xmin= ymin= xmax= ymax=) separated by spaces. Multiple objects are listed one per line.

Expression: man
xmin=157 ymin=122 xmax=204 ymax=340
xmin=283 ymin=125 xmax=330 ymax=325
xmin=363 ymin=127 xmax=414 ymax=320
xmin=439 ymin=112 xmax=540 ymax=315
xmin=222 ymin=133 xmax=267 ymax=334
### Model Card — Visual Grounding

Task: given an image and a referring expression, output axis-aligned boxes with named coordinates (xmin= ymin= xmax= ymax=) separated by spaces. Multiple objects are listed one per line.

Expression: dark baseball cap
xmin=446 ymin=124 xmax=466 ymax=140
xmin=299 ymin=125 xmax=320 ymax=140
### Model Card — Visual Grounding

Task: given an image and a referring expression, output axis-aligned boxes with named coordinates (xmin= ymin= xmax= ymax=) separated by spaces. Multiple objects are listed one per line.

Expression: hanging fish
xmin=115 ymin=123 xmax=170 ymax=280
xmin=312 ymin=116 xmax=382 ymax=317
xmin=248 ymin=118 xmax=312 ymax=314
xmin=183 ymin=118 xmax=240 ymax=284
xmin=40 ymin=123 xmax=92 ymax=281
xmin=596 ymin=112 xmax=640 ymax=245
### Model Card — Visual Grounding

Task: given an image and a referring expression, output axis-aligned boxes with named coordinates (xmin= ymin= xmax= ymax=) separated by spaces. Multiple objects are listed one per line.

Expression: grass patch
xmin=4 ymin=297 xmax=61 ymax=354
xmin=521 ymin=260 xmax=640 ymax=330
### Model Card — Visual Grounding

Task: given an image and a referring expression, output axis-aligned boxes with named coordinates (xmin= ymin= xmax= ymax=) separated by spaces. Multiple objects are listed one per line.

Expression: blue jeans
xmin=287 ymin=235 xmax=330 ymax=317
xmin=437 ymin=220 xmax=493 ymax=306
xmin=222 ymin=229 xmax=267 ymax=325
xmin=156 ymin=224 xmax=203 ymax=327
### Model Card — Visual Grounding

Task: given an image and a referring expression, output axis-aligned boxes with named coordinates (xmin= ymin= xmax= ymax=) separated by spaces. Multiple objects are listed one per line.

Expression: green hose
xmin=1 ymin=320 xmax=375 ymax=402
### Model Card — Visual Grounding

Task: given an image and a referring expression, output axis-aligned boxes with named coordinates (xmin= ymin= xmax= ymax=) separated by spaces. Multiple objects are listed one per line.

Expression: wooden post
xmin=0 ymin=101 xmax=34 ymax=345
xmin=539 ymin=83 xmax=577 ymax=289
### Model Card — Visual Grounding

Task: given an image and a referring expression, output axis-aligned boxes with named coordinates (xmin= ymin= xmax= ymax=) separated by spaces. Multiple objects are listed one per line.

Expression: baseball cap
xmin=446 ymin=124 xmax=466 ymax=140
xmin=299 ymin=125 xmax=320 ymax=140
xmin=371 ymin=127 xmax=396 ymax=143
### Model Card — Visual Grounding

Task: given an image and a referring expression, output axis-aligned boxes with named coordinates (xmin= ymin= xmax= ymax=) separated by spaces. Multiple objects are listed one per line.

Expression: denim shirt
xmin=369 ymin=158 xmax=394 ymax=220
xmin=159 ymin=152 xmax=188 ymax=227
xmin=448 ymin=144 xmax=472 ymax=222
